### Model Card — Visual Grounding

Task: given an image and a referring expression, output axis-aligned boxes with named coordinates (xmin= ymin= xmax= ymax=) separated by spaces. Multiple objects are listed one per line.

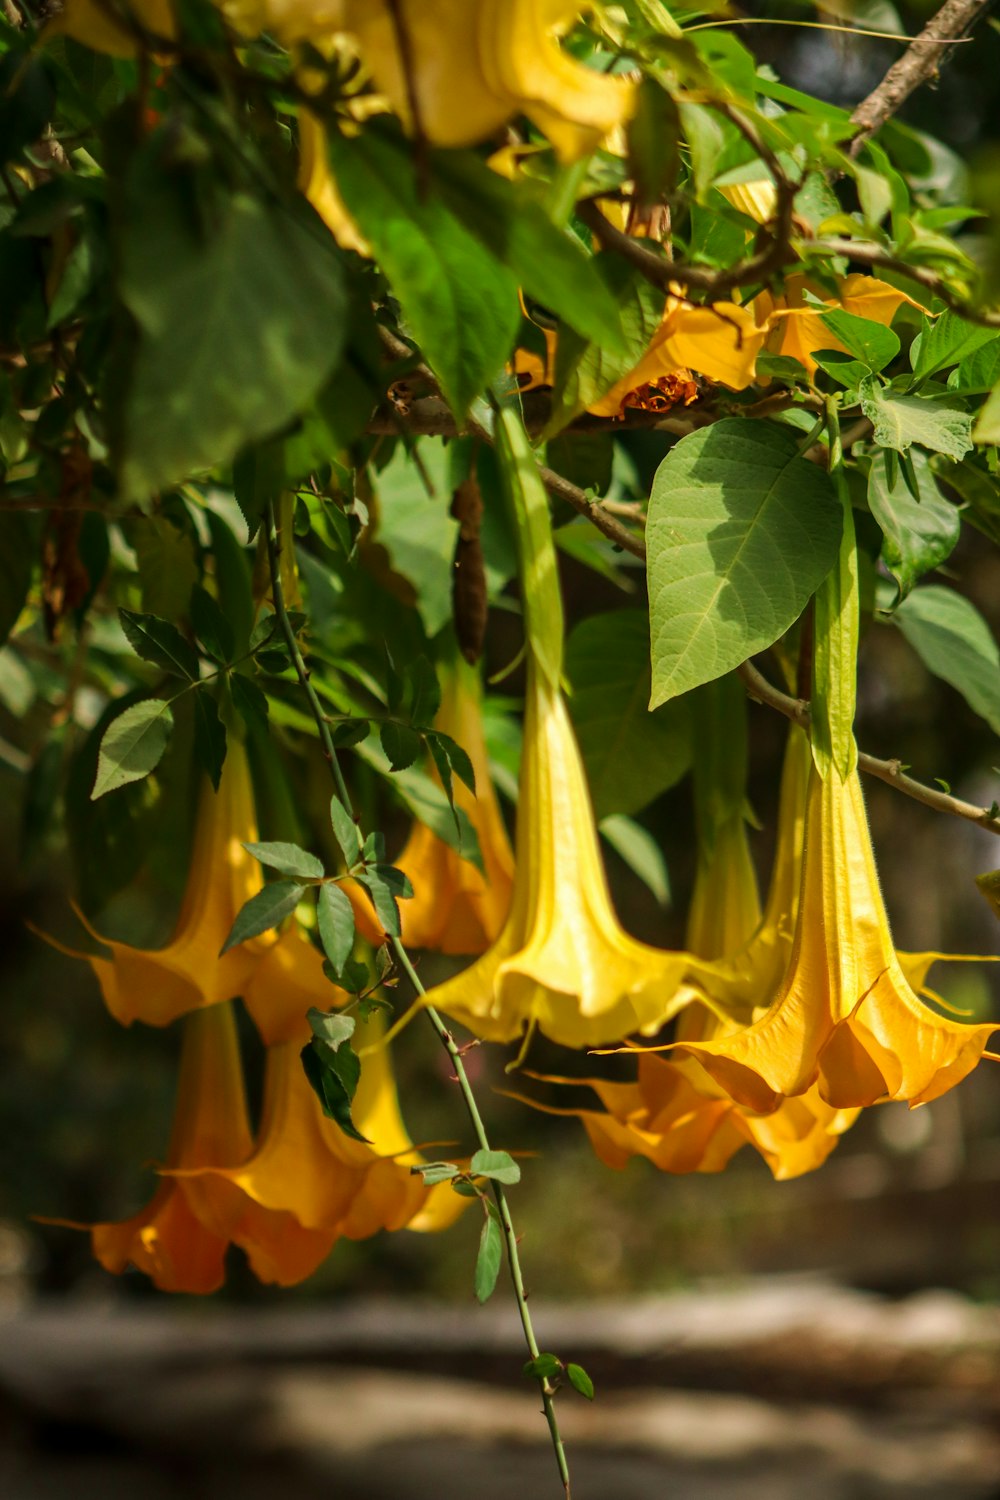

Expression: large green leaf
xmin=647 ymin=420 xmax=841 ymax=706
xmin=117 ymin=173 xmax=347 ymax=500
xmin=429 ymin=149 xmax=629 ymax=354
xmin=91 ymin=697 xmax=174 ymax=800
xmin=370 ymin=438 xmax=457 ymax=637
xmin=859 ymin=378 xmax=973 ymax=460
xmin=892 ymin=585 xmax=1000 ymax=735
xmin=566 ymin=610 xmax=691 ymax=818
xmin=329 ymin=130 xmax=520 ymax=418
xmin=867 ymin=449 xmax=961 ymax=599
xmin=819 ymin=309 xmax=899 ymax=373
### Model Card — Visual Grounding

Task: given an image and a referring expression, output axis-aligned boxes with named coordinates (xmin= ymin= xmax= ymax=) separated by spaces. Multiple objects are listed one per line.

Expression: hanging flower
xmin=673 ymin=757 xmax=999 ymax=1112
xmin=39 ymin=742 xmax=266 ymax=1028
xmin=69 ymin=1004 xmax=332 ymax=1293
xmin=349 ymin=657 xmax=515 ymax=955
xmin=178 ymin=1010 xmax=464 ymax=1250
xmin=424 ymin=660 xmax=689 ymax=1048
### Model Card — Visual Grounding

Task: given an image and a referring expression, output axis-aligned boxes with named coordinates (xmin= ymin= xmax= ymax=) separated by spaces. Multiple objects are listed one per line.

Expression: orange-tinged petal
xmin=297 ymin=109 xmax=371 ymax=255
xmin=71 ymin=741 xmax=267 ymax=1027
xmin=426 ymin=662 xmax=689 ymax=1047
xmin=375 ymin=660 xmax=515 ymax=955
xmin=242 ymin=920 xmax=349 ymax=1046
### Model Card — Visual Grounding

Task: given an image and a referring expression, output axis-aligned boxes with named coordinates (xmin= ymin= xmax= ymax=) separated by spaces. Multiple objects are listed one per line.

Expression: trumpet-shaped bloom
xmin=424 ymin=661 xmax=689 ymax=1048
xmin=751 ymin=274 xmax=923 ymax=377
xmin=345 ymin=0 xmax=635 ymax=162
xmin=674 ymin=758 xmax=998 ymax=1111
xmin=46 ymin=742 xmax=266 ymax=1028
xmin=349 ymin=659 xmax=515 ymax=955
xmin=79 ymin=1004 xmax=333 ymax=1292
xmin=179 ymin=1011 xmax=464 ymax=1247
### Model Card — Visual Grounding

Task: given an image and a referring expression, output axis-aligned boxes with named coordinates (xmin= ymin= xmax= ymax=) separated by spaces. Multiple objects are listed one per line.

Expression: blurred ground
xmin=2 ymin=1281 xmax=999 ymax=1500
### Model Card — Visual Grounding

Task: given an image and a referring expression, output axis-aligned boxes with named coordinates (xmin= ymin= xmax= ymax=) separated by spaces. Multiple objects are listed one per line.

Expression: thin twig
xmin=739 ymin=659 xmax=1000 ymax=835
xmin=263 ymin=500 xmax=572 ymax=1496
xmin=850 ymin=0 xmax=997 ymax=155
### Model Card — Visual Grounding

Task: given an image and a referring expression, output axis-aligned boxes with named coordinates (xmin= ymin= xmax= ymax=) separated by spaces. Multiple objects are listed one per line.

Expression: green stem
xmin=263 ymin=500 xmax=572 ymax=1497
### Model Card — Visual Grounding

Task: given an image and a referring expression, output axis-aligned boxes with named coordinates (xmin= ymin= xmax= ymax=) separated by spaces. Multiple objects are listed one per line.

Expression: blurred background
xmin=4 ymin=2 xmax=1000 ymax=1496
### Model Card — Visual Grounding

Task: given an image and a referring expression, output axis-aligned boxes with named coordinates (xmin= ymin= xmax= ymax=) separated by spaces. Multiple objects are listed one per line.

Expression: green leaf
xmin=329 ymin=795 xmax=361 ymax=865
xmin=566 ymin=1363 xmax=595 ymax=1400
xmin=119 ymin=607 xmax=200 ymax=680
xmin=627 ymin=78 xmax=681 ymax=208
xmin=811 ymin=489 xmax=858 ymax=781
xmin=859 ymin=379 xmax=974 ymax=460
xmin=300 ymin=1034 xmax=369 ymax=1143
xmin=408 ymin=655 xmax=441 ymax=729
xmin=229 ymin=672 xmax=269 ymax=728
xmin=891 ymin=585 xmax=1000 ymax=735
xmin=647 ymin=420 xmax=842 ymax=705
xmin=470 ymin=1149 xmax=521 ymax=1186
xmin=317 ymin=882 xmax=356 ymax=975
xmin=973 ymin=378 xmax=1000 ymax=444
xmin=599 ymin=815 xmax=671 ymax=907
xmin=950 ymin=339 xmax=1000 ymax=395
xmin=244 ymin=840 xmax=325 ymax=879
xmin=566 ymin=611 xmax=691 ymax=819
xmin=474 ymin=1215 xmax=504 ymax=1304
xmin=118 ymin=168 xmax=346 ymax=500
xmin=0 ymin=512 xmax=36 ymax=646
xmin=356 ymin=864 xmax=413 ymax=938
xmin=495 ymin=402 xmax=564 ymax=688
xmin=306 ymin=1006 xmax=356 ymax=1048
xmin=91 ymin=697 xmax=174 ymax=800
xmin=380 ymin=720 xmax=423 ymax=773
xmin=190 ymin=585 xmax=235 ymax=664
xmin=911 ymin=309 xmax=998 ymax=379
xmin=819 ymin=309 xmax=900 ymax=372
xmin=428 ymin=149 xmax=629 ymax=355
xmin=191 ymin=685 xmax=227 ymax=791
xmin=867 ymin=449 xmax=960 ymax=598
xmin=371 ymin=438 xmax=459 ymax=637
xmin=220 ymin=880 xmax=304 ymax=953
xmin=328 ymin=129 xmax=519 ymax=417
xmin=412 ymin=1162 xmax=461 ymax=1186
xmin=0 ymin=48 xmax=54 ymax=161
xmin=232 ymin=441 xmax=284 ymax=542
xmin=523 ymin=1354 xmax=563 ymax=1381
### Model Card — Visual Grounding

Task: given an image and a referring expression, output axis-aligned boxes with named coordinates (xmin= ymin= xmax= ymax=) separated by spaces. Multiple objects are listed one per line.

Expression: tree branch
xmin=739 ymin=660 xmax=1000 ymax=836
xmin=850 ymin=0 xmax=996 ymax=155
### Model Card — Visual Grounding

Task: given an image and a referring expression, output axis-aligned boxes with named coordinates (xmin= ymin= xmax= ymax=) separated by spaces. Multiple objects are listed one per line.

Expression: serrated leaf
xmin=435 ymin=731 xmax=476 ymax=795
xmin=317 ymin=882 xmax=356 ymax=975
xmin=220 ymin=880 xmax=304 ymax=953
xmin=566 ymin=611 xmax=691 ymax=819
xmin=191 ymin=685 xmax=227 ymax=790
xmin=860 ymin=378 xmax=973 ymax=460
xmin=566 ymin=1363 xmax=595 ymax=1400
xmin=300 ymin=1036 xmax=369 ymax=1143
xmin=647 ymin=420 xmax=842 ymax=705
xmin=470 ymin=1149 xmax=521 ymax=1186
xmin=867 ymin=448 xmax=960 ymax=598
xmin=818 ymin=309 xmax=899 ymax=372
xmin=951 ymin=339 xmax=1000 ymax=395
xmin=244 ymin=840 xmax=324 ymax=879
xmin=329 ymin=795 xmax=361 ymax=865
xmin=891 ymin=585 xmax=1000 ymax=735
xmin=356 ymin=864 xmax=412 ymax=938
xmin=119 ymin=607 xmax=199 ymax=680
xmin=306 ymin=1006 xmax=356 ymax=1048
xmin=524 ymin=1353 xmax=563 ymax=1380
xmin=380 ymin=719 xmax=423 ymax=773
xmin=229 ymin=672 xmax=269 ymax=728
xmin=408 ymin=655 xmax=441 ymax=728
xmin=190 ymin=584 xmax=235 ymax=664
xmin=329 ymin=716 xmax=371 ymax=749
xmin=474 ymin=1215 xmax=504 ymax=1304
xmin=91 ymin=698 xmax=174 ymax=799
xmin=912 ymin=309 xmax=998 ymax=379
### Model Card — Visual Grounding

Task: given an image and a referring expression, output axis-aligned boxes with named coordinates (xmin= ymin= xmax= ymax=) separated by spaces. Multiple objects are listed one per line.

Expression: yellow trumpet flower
xmin=179 ymin=1010 xmax=464 ymax=1249
xmin=46 ymin=741 xmax=265 ymax=1028
xmin=425 ymin=660 xmax=689 ymax=1048
xmin=674 ymin=757 xmax=999 ymax=1111
xmin=76 ymin=1003 xmax=330 ymax=1293
xmin=349 ymin=657 xmax=515 ymax=955
xmin=751 ymin=274 xmax=924 ymax=377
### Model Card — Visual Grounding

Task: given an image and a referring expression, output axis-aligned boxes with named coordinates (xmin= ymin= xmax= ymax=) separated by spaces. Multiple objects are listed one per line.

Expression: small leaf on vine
xmin=474 ymin=1215 xmax=503 ymax=1303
